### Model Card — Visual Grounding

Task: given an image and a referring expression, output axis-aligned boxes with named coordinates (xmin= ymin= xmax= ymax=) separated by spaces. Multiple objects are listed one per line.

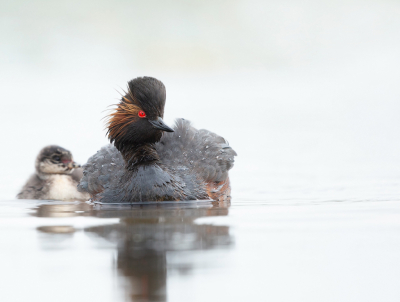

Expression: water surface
xmin=1 ymin=197 xmax=399 ymax=302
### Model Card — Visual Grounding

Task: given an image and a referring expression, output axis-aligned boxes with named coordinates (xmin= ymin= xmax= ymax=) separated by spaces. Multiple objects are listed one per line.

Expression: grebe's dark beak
xmin=149 ymin=117 xmax=174 ymax=132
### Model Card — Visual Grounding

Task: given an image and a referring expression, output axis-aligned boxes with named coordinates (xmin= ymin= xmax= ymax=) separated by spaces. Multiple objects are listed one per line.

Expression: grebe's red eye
xmin=138 ymin=110 xmax=146 ymax=118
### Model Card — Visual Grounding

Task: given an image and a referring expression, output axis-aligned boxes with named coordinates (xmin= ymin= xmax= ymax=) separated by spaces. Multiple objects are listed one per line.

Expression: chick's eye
xmin=138 ymin=110 xmax=146 ymax=118
xmin=53 ymin=156 xmax=61 ymax=161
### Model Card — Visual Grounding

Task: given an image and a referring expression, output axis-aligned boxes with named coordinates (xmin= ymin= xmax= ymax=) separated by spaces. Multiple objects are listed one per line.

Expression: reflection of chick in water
xmin=33 ymin=202 xmax=93 ymax=249
xmin=32 ymin=203 xmax=232 ymax=302
xmin=33 ymin=202 xmax=93 ymax=218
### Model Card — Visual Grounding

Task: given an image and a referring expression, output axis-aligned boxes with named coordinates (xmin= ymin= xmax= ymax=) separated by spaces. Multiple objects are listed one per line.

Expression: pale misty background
xmin=1 ymin=0 xmax=399 ymax=201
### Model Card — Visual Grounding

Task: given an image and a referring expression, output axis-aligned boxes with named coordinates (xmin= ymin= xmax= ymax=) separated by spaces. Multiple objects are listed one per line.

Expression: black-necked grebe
xmin=17 ymin=145 xmax=89 ymax=201
xmin=78 ymin=77 xmax=236 ymax=203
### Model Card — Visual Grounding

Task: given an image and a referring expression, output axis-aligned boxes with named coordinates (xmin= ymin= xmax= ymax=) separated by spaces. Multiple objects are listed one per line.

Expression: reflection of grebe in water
xmin=32 ymin=202 xmax=232 ymax=302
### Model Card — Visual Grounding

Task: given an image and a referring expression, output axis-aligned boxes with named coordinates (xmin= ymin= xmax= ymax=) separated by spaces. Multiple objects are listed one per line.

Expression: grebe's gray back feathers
xmin=156 ymin=119 xmax=237 ymax=182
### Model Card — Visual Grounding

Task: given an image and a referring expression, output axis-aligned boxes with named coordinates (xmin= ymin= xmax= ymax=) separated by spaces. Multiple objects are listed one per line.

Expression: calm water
xmin=1 ymin=195 xmax=400 ymax=302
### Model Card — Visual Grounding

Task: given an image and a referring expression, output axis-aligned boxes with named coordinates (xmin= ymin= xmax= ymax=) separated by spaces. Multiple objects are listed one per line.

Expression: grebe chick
xmin=17 ymin=145 xmax=90 ymax=201
xmin=78 ymin=76 xmax=237 ymax=203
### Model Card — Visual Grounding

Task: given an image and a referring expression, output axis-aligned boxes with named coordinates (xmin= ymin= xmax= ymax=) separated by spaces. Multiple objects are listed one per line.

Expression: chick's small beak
xmin=149 ymin=117 xmax=174 ymax=132
xmin=71 ymin=162 xmax=81 ymax=169
xmin=63 ymin=160 xmax=80 ymax=170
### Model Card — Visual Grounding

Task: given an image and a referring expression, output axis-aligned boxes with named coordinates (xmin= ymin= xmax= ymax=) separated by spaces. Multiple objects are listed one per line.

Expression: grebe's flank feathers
xmin=78 ymin=144 xmax=125 ymax=198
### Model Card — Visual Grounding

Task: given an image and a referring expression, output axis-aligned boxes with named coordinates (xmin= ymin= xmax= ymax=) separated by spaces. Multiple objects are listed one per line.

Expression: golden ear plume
xmin=106 ymin=98 xmax=141 ymax=141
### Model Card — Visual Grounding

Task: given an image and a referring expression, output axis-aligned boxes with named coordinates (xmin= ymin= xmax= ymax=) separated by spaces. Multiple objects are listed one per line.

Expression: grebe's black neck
xmin=120 ymin=143 xmax=160 ymax=170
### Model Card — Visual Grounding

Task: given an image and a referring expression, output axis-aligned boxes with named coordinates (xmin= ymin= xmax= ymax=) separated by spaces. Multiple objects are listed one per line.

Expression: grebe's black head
xmin=107 ymin=77 xmax=174 ymax=153
xmin=35 ymin=145 xmax=80 ymax=175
